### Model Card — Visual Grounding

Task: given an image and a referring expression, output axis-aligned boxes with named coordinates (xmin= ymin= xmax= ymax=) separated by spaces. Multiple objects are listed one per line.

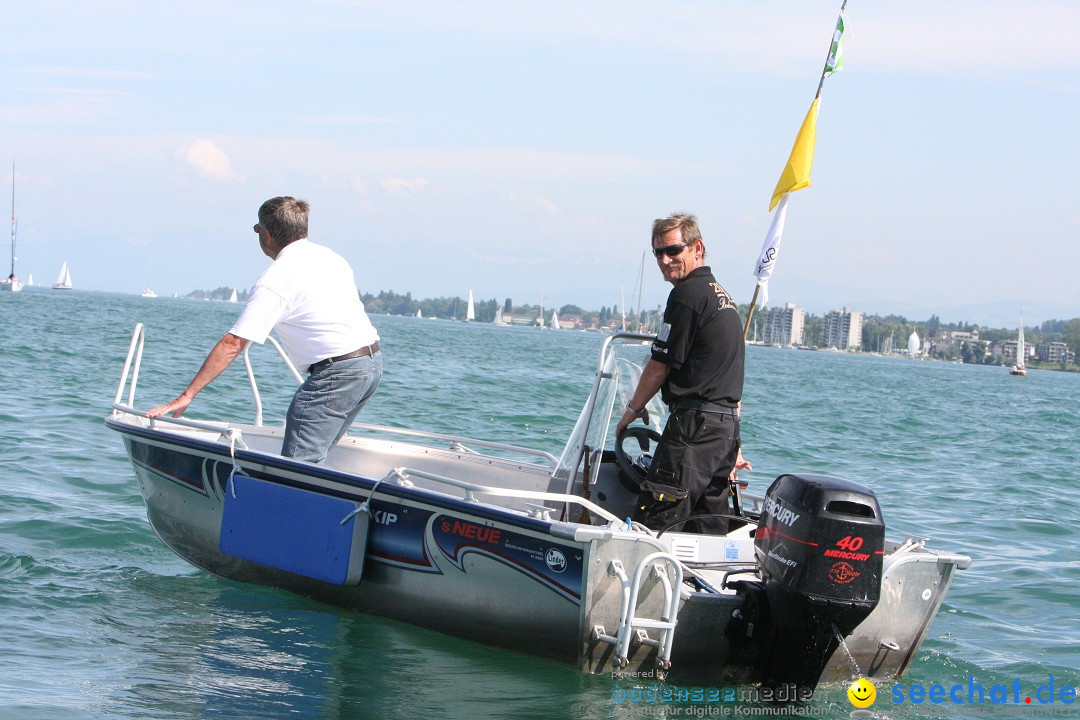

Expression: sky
xmin=3 ymin=1 xmax=1078 ymax=328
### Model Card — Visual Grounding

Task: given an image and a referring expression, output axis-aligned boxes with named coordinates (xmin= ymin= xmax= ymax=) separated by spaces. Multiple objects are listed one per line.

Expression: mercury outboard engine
xmin=733 ymin=474 xmax=884 ymax=687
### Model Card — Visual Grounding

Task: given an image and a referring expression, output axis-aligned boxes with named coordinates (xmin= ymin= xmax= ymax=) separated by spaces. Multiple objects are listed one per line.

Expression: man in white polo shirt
xmin=147 ymin=196 xmax=382 ymax=464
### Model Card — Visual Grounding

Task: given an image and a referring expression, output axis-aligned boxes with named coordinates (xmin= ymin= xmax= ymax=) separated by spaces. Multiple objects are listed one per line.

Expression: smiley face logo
xmin=847 ymin=678 xmax=876 ymax=708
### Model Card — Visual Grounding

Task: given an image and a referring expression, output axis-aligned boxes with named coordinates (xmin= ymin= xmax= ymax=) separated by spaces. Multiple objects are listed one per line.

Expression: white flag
xmin=752 ymin=193 xmax=790 ymax=307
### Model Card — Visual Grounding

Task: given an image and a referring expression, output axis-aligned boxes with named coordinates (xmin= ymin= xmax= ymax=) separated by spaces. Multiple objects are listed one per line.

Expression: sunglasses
xmin=652 ymin=241 xmax=693 ymax=259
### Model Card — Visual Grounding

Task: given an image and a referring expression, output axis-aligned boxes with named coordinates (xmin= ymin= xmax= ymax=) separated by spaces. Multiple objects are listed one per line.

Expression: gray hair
xmin=258 ymin=196 xmax=309 ymax=247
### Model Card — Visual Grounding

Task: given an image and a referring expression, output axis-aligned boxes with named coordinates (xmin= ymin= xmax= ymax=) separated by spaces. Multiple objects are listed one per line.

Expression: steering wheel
xmin=614 ymin=426 xmax=663 ymax=493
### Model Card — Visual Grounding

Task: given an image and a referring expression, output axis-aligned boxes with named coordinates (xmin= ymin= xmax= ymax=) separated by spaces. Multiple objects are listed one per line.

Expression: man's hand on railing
xmin=145 ymin=334 xmax=248 ymax=420
xmin=147 ymin=392 xmax=193 ymax=419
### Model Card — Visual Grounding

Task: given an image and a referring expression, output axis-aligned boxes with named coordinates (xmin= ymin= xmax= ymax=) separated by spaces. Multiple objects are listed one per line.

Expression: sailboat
xmin=52 ymin=261 xmax=73 ymax=290
xmin=465 ymin=289 xmax=475 ymax=322
xmin=1 ymin=163 xmax=22 ymax=293
xmin=228 ymin=288 xmax=238 ymax=303
xmin=907 ymin=329 xmax=920 ymax=358
xmin=882 ymin=334 xmax=894 ymax=356
xmin=26 ymin=273 xmax=33 ymax=286
xmin=415 ymin=308 xmax=422 ymax=319
xmin=141 ymin=259 xmax=157 ymax=297
xmin=493 ymin=306 xmax=506 ymax=325
xmin=550 ymin=308 xmax=559 ymax=329
xmin=1010 ymin=314 xmax=1027 ymax=376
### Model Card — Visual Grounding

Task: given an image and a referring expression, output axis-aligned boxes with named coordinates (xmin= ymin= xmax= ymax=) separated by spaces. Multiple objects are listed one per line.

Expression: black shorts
xmin=633 ymin=409 xmax=740 ymax=534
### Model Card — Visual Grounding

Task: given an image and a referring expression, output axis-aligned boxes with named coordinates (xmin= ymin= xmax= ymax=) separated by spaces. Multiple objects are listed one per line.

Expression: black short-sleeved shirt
xmin=651 ymin=266 xmax=745 ymax=407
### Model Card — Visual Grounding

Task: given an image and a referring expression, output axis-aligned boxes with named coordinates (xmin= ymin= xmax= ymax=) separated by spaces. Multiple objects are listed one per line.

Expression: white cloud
xmin=509 ymin=194 xmax=564 ymax=218
xmin=350 ymin=176 xmax=376 ymax=212
xmin=379 ymin=176 xmax=429 ymax=195
xmin=179 ymin=138 xmax=237 ymax=182
xmin=300 ymin=115 xmax=398 ymax=125
xmin=13 ymin=66 xmax=154 ymax=80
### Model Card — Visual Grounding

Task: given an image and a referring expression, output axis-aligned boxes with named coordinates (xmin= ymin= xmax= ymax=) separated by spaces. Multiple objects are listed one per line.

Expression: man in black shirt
xmin=615 ymin=213 xmax=750 ymax=534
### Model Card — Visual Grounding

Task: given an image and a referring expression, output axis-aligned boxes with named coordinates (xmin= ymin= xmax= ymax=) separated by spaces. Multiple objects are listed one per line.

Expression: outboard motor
xmin=749 ymin=474 xmax=884 ymax=687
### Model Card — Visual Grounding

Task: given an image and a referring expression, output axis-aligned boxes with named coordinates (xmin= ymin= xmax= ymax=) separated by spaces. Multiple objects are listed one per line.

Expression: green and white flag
xmin=824 ymin=13 xmax=846 ymax=77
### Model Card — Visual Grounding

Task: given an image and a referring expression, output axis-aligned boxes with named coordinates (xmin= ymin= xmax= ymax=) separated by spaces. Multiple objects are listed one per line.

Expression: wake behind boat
xmin=106 ymin=325 xmax=969 ymax=688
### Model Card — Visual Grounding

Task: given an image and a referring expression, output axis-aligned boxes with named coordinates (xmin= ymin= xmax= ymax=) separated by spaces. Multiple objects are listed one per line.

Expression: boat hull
xmin=113 ymin=420 xmax=619 ymax=665
xmin=109 ymin=416 xmax=968 ymax=685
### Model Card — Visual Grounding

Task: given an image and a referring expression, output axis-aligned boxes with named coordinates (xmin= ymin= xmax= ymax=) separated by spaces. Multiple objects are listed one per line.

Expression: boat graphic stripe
xmin=432 ymin=515 xmax=583 ymax=603
xmin=755 ymin=526 xmax=819 ymax=547
xmin=129 ymin=441 xmax=208 ymax=496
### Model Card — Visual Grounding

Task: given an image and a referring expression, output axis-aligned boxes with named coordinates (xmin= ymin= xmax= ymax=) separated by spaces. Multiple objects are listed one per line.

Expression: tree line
xmin=359 ymin=289 xmax=659 ymax=329
xmin=197 ymin=286 xmax=1079 ymax=370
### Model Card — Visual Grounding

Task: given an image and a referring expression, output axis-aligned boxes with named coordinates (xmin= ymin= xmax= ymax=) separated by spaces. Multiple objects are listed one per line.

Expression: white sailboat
xmin=228 ymin=288 xmax=238 ymax=303
xmin=416 ymin=308 xmax=423 ymax=319
xmin=26 ymin=273 xmax=33 ymax=286
xmin=907 ymin=330 xmax=920 ymax=358
xmin=465 ymin=289 xmax=475 ymax=322
xmin=493 ymin=307 xmax=506 ymax=325
xmin=52 ymin=261 xmax=73 ymax=290
xmin=1010 ymin=314 xmax=1027 ymax=376
xmin=1 ymin=163 xmax=22 ymax=293
xmin=550 ymin=308 xmax=559 ymax=329
xmin=141 ymin=259 xmax=156 ymax=297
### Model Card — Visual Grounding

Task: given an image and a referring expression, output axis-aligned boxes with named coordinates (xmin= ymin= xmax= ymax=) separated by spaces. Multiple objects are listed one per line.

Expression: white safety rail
xmin=383 ymin=466 xmax=622 ymax=525
xmin=110 ymin=323 xmax=559 ymax=465
xmin=112 ymin=322 xmax=302 ymax=428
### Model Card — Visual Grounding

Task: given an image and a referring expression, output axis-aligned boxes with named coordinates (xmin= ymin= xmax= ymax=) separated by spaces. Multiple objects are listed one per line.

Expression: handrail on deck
xmin=114 ymin=322 xmax=147 ymax=409
xmin=388 ymin=466 xmax=622 ymax=526
xmin=111 ymin=402 xmax=239 ymax=436
xmin=111 ymin=324 xmax=558 ymax=465
xmin=243 ymin=337 xmax=304 ymax=426
xmin=113 ymin=323 xmax=302 ymax=428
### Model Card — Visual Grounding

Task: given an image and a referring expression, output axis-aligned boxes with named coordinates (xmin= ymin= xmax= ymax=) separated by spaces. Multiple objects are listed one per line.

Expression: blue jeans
xmin=281 ymin=352 xmax=382 ymax=464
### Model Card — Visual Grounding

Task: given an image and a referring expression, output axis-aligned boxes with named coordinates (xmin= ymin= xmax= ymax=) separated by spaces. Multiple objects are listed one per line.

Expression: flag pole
xmin=815 ymin=0 xmax=848 ymax=99
xmin=743 ymin=286 xmax=760 ymax=339
xmin=744 ymin=0 xmax=847 ymax=341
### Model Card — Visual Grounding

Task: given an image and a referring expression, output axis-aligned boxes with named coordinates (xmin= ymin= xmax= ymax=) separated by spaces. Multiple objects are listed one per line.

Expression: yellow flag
xmin=769 ymin=97 xmax=821 ymax=211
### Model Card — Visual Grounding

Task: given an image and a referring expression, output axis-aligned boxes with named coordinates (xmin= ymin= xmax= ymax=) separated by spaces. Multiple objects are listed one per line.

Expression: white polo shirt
xmin=230 ymin=238 xmax=379 ymax=370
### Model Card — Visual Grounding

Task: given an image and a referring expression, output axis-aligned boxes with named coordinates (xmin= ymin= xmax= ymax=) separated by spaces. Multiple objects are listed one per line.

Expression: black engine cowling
xmin=746 ymin=474 xmax=885 ymax=687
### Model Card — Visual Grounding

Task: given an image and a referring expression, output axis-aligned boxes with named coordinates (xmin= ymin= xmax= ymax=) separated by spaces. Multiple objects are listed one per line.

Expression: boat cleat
xmin=524 ymin=503 xmax=553 ymax=521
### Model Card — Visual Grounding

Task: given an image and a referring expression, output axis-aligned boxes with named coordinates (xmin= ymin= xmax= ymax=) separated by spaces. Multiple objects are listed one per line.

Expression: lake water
xmin=1 ymin=290 xmax=1077 ymax=719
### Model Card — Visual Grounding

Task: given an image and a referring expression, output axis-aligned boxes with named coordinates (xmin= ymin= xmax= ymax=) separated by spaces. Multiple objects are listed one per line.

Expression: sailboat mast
xmin=636 ymin=250 xmax=646 ymax=331
xmin=620 ymin=286 xmax=625 ymax=332
xmin=10 ymin=162 xmax=16 ymax=278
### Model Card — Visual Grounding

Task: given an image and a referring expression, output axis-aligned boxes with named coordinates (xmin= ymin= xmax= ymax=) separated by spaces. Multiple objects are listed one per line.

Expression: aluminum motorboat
xmin=106 ymin=324 xmax=970 ymax=688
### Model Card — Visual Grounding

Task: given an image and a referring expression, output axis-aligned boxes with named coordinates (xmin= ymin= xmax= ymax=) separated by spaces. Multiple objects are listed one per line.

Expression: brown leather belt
xmin=307 ymin=342 xmax=380 ymax=374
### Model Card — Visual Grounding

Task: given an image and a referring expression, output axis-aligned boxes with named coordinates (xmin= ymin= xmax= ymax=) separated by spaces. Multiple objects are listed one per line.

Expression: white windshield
xmin=552 ymin=333 xmax=669 ymax=493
